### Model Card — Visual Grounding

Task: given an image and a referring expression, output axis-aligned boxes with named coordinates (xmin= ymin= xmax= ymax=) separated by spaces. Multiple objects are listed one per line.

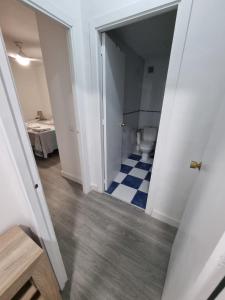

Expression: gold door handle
xmin=190 ymin=160 xmax=202 ymax=170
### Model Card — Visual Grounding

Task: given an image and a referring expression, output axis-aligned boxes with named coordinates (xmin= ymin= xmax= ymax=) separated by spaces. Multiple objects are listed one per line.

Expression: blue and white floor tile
xmin=106 ymin=153 xmax=153 ymax=209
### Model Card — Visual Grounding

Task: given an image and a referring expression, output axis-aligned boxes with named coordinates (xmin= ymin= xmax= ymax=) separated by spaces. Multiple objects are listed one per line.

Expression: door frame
xmin=0 ymin=0 xmax=90 ymax=289
xmin=90 ymin=0 xmax=193 ymax=217
xmin=20 ymin=0 xmax=90 ymax=192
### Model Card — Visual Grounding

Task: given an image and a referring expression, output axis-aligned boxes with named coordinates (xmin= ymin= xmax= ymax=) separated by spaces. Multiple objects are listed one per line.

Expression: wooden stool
xmin=0 ymin=226 xmax=62 ymax=300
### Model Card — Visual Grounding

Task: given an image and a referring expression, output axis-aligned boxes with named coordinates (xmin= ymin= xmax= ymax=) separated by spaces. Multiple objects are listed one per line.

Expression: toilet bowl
xmin=139 ymin=127 xmax=157 ymax=161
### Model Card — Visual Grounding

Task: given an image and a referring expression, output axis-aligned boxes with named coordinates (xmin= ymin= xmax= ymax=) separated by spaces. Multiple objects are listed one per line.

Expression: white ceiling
xmin=0 ymin=0 xmax=42 ymax=59
xmin=0 ymin=1 xmax=176 ymax=61
xmin=110 ymin=9 xmax=177 ymax=59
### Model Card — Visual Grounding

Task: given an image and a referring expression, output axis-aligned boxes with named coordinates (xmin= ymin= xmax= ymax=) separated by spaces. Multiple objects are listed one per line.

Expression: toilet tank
xmin=142 ymin=127 xmax=158 ymax=142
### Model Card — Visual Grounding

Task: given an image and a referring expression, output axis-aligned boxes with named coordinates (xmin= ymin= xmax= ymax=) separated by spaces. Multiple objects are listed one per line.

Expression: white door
xmin=102 ymin=33 xmax=125 ymax=190
xmin=163 ymin=93 xmax=225 ymax=300
xmin=146 ymin=0 xmax=225 ymax=225
xmin=162 ymin=0 xmax=225 ymax=297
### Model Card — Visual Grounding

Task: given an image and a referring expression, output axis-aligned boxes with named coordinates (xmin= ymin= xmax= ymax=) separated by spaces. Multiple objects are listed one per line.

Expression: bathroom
xmin=104 ymin=9 xmax=177 ymax=209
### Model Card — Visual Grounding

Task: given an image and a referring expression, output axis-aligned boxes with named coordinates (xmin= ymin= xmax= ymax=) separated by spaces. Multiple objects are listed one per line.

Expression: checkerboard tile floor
xmin=106 ymin=153 xmax=153 ymax=209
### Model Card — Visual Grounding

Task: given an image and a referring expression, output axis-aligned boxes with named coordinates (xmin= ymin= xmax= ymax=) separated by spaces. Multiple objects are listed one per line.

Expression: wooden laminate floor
xmin=37 ymin=153 xmax=176 ymax=300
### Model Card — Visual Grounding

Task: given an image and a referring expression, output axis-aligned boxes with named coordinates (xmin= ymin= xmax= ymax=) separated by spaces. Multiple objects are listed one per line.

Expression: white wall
xmin=35 ymin=63 xmax=53 ymax=118
xmin=139 ymin=56 xmax=170 ymax=128
xmin=36 ymin=12 xmax=81 ymax=183
xmin=10 ymin=59 xmax=52 ymax=121
xmin=123 ymin=47 xmax=144 ymax=128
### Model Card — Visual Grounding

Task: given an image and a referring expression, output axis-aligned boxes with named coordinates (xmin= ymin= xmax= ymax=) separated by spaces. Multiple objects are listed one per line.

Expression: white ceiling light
xmin=15 ymin=53 xmax=30 ymax=66
xmin=8 ymin=41 xmax=41 ymax=66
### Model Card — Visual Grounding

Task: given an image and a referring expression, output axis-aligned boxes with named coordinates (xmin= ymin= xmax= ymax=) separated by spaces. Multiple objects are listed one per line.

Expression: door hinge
xmin=102 ymin=119 xmax=105 ymax=126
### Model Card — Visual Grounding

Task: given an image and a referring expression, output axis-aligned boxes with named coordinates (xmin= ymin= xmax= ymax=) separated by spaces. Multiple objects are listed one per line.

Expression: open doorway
xmin=0 ymin=0 xmax=81 ymax=177
xmin=103 ymin=9 xmax=177 ymax=209
xmin=0 ymin=0 xmax=81 ymax=280
xmin=0 ymin=0 xmax=81 ymax=182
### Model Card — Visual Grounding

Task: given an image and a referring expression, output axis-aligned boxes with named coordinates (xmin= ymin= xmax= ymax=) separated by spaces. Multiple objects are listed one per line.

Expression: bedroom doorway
xmin=0 ymin=0 xmax=82 ymax=283
xmin=0 ymin=0 xmax=81 ymax=185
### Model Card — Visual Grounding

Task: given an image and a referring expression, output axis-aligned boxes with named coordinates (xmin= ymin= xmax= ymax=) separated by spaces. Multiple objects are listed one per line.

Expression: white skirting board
xmin=61 ymin=170 xmax=82 ymax=184
xmin=150 ymin=209 xmax=180 ymax=228
xmin=91 ymin=183 xmax=106 ymax=193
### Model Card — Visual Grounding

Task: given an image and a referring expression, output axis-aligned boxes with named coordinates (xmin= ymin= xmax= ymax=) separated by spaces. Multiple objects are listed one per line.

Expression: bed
xmin=26 ymin=120 xmax=58 ymax=158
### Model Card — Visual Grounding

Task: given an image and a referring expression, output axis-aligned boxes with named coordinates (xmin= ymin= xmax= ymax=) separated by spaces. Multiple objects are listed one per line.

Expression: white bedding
xmin=26 ymin=120 xmax=58 ymax=158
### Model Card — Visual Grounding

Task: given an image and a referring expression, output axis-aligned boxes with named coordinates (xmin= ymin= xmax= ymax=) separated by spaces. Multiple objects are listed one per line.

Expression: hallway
xmin=37 ymin=154 xmax=176 ymax=300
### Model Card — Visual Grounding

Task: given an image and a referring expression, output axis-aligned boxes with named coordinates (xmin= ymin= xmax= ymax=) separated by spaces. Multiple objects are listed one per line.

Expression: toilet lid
xmin=140 ymin=141 xmax=154 ymax=151
xmin=143 ymin=127 xmax=158 ymax=142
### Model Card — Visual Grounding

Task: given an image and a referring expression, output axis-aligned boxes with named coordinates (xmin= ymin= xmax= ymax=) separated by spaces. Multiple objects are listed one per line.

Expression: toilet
xmin=139 ymin=127 xmax=158 ymax=161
